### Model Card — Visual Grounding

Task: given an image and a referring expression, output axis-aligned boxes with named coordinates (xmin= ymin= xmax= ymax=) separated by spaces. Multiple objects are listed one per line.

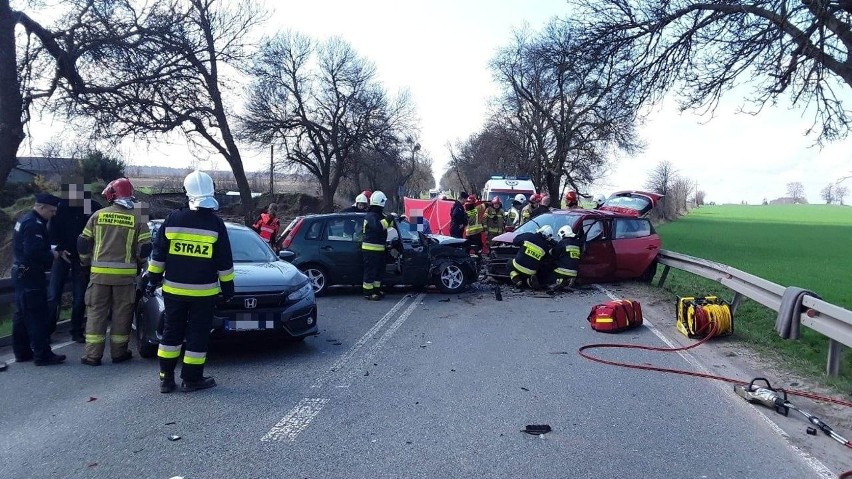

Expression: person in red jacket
xmin=253 ymin=203 xmax=280 ymax=247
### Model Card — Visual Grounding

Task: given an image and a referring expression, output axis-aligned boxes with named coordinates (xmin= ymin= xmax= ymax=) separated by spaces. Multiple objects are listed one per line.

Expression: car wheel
xmin=435 ymin=263 xmax=466 ymax=294
xmin=302 ymin=265 xmax=329 ymax=296
xmin=639 ymin=261 xmax=658 ymax=283
xmin=135 ymin=304 xmax=157 ymax=359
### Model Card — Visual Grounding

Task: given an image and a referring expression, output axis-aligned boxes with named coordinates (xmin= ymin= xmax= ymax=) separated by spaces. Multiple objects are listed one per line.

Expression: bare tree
xmin=836 ymin=185 xmax=849 ymax=205
xmin=446 ymin=123 xmax=533 ymax=196
xmin=787 ymin=181 xmax=806 ymax=202
xmin=241 ymin=32 xmax=413 ymax=212
xmin=694 ymin=189 xmax=705 ymax=206
xmin=644 ymin=160 xmax=680 ymax=220
xmin=573 ymin=0 xmax=852 ymax=143
xmin=491 ymin=19 xmax=643 ymax=199
xmin=820 ymin=183 xmax=836 ymax=204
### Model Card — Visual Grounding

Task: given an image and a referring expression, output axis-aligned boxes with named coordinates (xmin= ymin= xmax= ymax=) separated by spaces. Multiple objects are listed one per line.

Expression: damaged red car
xmin=487 ymin=191 xmax=662 ymax=283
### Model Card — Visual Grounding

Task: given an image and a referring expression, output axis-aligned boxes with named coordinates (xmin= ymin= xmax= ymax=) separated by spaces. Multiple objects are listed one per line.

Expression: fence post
xmin=657 ymin=265 xmax=671 ymax=288
xmin=827 ymin=340 xmax=843 ymax=377
xmin=730 ymin=292 xmax=743 ymax=316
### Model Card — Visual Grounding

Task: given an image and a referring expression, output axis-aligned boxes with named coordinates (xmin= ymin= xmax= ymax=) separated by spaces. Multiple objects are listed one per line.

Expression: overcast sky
xmin=24 ymin=0 xmax=852 ymax=204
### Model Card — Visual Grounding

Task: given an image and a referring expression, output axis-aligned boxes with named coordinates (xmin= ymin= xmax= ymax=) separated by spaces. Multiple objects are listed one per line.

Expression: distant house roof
xmin=15 ymin=156 xmax=78 ymax=174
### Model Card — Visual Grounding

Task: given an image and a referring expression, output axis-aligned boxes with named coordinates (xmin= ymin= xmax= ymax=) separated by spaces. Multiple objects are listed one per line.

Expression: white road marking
xmin=595 ymin=285 xmax=835 ymax=479
xmin=261 ymin=398 xmax=330 ymax=442
xmin=333 ymin=292 xmax=426 ymax=388
xmin=311 ymin=294 xmax=413 ymax=389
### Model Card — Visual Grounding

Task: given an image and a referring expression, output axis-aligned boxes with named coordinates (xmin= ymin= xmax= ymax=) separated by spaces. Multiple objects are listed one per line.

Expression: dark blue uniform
xmin=12 ymin=208 xmax=63 ymax=363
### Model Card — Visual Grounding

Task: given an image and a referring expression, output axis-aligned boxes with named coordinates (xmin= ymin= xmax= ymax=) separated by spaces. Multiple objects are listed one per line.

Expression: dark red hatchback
xmin=487 ymin=191 xmax=662 ymax=283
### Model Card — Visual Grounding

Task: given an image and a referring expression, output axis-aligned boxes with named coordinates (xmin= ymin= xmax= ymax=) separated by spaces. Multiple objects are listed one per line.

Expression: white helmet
xmin=536 ymin=224 xmax=554 ymax=240
xmin=514 ymin=193 xmax=526 ymax=203
xmin=557 ymin=225 xmax=576 ymax=239
xmin=355 ymin=193 xmax=369 ymax=205
xmin=594 ymin=194 xmax=606 ymax=206
xmin=370 ymin=190 xmax=387 ymax=207
xmin=184 ymin=170 xmax=218 ymax=210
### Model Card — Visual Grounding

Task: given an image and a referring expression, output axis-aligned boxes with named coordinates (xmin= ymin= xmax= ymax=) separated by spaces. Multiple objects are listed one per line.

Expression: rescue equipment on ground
xmin=734 ymin=378 xmax=852 ymax=450
xmin=676 ymin=296 xmax=733 ymax=338
xmin=587 ymin=299 xmax=643 ymax=333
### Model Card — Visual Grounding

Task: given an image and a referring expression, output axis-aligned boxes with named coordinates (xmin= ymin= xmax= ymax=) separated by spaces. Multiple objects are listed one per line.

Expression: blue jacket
xmin=13 ymin=210 xmax=54 ymax=280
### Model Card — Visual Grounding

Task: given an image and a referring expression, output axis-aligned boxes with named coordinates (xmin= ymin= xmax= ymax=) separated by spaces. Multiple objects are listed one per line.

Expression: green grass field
xmin=655 ymin=204 xmax=852 ymax=393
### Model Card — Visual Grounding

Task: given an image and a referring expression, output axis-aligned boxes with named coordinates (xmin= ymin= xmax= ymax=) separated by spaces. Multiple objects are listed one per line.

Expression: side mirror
xmin=278 ymin=250 xmax=295 ymax=262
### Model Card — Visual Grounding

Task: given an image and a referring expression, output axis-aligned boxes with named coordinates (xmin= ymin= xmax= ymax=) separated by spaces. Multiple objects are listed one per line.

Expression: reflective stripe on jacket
xmin=147 ymin=208 xmax=234 ymax=300
xmin=484 ymin=206 xmax=504 ymax=234
xmin=511 ymin=232 xmax=548 ymax=275
xmin=552 ymin=236 xmax=581 ymax=278
xmin=80 ymin=204 xmax=150 ymax=285
xmin=465 ymin=205 xmax=485 ymax=236
xmin=362 ymin=208 xmax=390 ymax=251
xmin=253 ymin=213 xmax=280 ymax=242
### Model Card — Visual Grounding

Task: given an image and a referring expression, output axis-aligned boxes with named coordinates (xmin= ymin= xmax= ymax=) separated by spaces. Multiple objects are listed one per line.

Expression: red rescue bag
xmin=587 ymin=299 xmax=643 ymax=333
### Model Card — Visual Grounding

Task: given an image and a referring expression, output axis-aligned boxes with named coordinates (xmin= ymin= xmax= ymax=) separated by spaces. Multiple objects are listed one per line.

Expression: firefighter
xmin=77 ymin=179 xmax=151 ymax=366
xmin=463 ymin=194 xmax=487 ymax=254
xmin=521 ymin=194 xmax=542 ymax=225
xmin=145 ymin=170 xmax=234 ymax=393
xmin=11 ymin=193 xmax=66 ymax=366
xmin=484 ymin=197 xmax=505 ymax=243
xmin=549 ymin=225 xmax=582 ymax=291
xmin=530 ymin=194 xmax=552 ymax=219
xmin=509 ymin=224 xmax=552 ymax=289
xmin=506 ymin=194 xmax=525 ymax=229
xmin=361 ymin=191 xmax=390 ymax=301
xmin=564 ymin=191 xmax=580 ymax=209
xmin=340 ymin=192 xmax=370 ymax=213
xmin=594 ymin=194 xmax=606 ymax=209
xmin=252 ymin=203 xmax=280 ymax=247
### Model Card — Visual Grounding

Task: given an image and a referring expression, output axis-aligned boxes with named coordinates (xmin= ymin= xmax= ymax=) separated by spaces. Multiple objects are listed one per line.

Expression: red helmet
xmin=529 ymin=193 xmax=543 ymax=204
xmin=102 ymin=178 xmax=134 ymax=203
xmin=565 ymin=191 xmax=578 ymax=202
xmin=467 ymin=194 xmax=478 ymax=203
xmin=362 ymin=190 xmax=372 ymax=199
xmin=491 ymin=196 xmax=502 ymax=207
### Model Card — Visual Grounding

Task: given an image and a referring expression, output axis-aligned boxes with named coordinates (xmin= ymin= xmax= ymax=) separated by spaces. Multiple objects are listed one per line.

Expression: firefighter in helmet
xmin=509 ymin=224 xmax=552 ymax=289
xmin=361 ymin=191 xmax=390 ymax=301
xmin=506 ymin=194 xmax=525 ymax=229
xmin=549 ymin=225 xmax=582 ymax=291
xmin=521 ymin=194 xmax=542 ymax=225
xmin=145 ymin=171 xmax=234 ymax=393
xmin=564 ymin=191 xmax=580 ymax=209
xmin=484 ymin=196 xmax=505 ymax=245
xmin=594 ymin=194 xmax=606 ymax=209
xmin=463 ymin=194 xmax=487 ymax=254
xmin=78 ymin=178 xmax=151 ymax=366
xmin=341 ymin=191 xmax=371 ymax=213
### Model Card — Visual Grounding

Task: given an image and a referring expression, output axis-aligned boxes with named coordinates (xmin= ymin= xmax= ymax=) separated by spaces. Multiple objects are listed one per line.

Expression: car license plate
xmin=223 ymin=312 xmax=280 ymax=331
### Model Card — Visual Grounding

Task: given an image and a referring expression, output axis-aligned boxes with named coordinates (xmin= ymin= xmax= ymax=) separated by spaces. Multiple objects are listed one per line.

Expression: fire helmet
xmin=102 ymin=178 xmax=135 ymax=209
xmin=184 ymin=170 xmax=218 ymax=210
xmin=536 ymin=224 xmax=554 ymax=239
xmin=557 ymin=225 xmax=576 ymax=239
xmin=370 ymin=190 xmax=387 ymax=207
xmin=513 ymin=193 xmax=526 ymax=203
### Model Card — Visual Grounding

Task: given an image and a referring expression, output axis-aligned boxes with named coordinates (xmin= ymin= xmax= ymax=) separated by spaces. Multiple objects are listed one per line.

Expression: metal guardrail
xmin=656 ymin=249 xmax=852 ymax=376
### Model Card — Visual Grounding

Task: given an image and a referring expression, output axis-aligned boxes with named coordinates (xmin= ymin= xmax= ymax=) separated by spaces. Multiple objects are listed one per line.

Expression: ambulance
xmin=480 ymin=176 xmax=537 ymax=207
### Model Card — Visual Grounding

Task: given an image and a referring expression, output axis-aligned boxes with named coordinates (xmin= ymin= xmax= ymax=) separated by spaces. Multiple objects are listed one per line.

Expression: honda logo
xmin=244 ymin=298 xmax=257 ymax=309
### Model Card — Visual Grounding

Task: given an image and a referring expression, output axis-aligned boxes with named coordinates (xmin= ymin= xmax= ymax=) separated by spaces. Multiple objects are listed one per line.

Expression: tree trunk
xmin=544 ymin=171 xmax=560 ymax=203
xmin=0 ymin=0 xmax=24 ymax=190
xmin=224 ymin=152 xmax=254 ymax=225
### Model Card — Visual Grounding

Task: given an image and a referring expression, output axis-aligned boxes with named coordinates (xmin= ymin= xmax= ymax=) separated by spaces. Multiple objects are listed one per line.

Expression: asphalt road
xmin=0 ymin=284 xmax=848 ymax=478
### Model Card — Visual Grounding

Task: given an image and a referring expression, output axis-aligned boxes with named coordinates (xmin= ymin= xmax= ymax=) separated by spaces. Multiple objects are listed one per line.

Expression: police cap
xmin=35 ymin=193 xmax=61 ymax=207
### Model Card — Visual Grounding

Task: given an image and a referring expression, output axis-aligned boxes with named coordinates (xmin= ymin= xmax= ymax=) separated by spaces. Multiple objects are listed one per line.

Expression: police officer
xmin=12 ymin=193 xmax=66 ymax=366
xmin=509 ymin=224 xmax=552 ymax=290
xmin=78 ymin=178 xmax=151 ymax=366
xmin=47 ymin=182 xmax=101 ymax=343
xmin=361 ymin=191 xmax=390 ymax=301
xmin=549 ymin=225 xmax=582 ymax=291
xmin=146 ymin=170 xmax=234 ymax=393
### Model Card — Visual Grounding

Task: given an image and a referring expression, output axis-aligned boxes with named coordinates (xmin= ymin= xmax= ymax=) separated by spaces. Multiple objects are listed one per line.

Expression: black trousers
xmin=47 ymin=258 xmax=89 ymax=337
xmin=362 ymin=250 xmax=384 ymax=294
xmin=12 ymin=267 xmax=51 ymax=361
xmin=160 ymin=296 xmax=215 ymax=381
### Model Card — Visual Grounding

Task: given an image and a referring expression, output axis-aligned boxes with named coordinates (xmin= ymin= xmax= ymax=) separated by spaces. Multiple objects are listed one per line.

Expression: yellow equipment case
xmin=676 ymin=296 xmax=734 ymax=339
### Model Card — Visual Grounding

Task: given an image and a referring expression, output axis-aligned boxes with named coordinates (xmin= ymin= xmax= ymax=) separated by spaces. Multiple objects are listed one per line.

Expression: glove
xmin=144 ymin=280 xmax=161 ymax=298
xmin=220 ymin=281 xmax=235 ymax=302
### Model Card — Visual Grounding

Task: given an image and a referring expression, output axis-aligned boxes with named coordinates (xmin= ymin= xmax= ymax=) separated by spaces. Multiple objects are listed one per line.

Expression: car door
xmin=577 ymin=217 xmax=616 ymax=281
xmin=611 ymin=218 xmax=660 ymax=279
xmin=396 ymin=220 xmax=430 ymax=285
xmin=319 ymin=216 xmax=364 ymax=284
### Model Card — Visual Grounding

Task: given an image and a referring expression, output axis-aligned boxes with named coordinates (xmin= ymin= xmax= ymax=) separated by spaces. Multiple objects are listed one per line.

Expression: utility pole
xmin=269 ymin=144 xmax=274 ymax=195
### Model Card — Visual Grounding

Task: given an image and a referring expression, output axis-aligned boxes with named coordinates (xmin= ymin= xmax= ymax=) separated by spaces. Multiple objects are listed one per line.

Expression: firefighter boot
xmin=181 ymin=376 xmax=217 ymax=392
xmin=510 ymin=271 xmax=524 ymax=288
xmin=159 ymin=371 xmax=176 ymax=394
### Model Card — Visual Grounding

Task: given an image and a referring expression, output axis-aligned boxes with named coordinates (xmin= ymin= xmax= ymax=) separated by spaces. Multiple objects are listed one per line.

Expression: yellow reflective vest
xmin=80 ymin=204 xmax=151 ymax=285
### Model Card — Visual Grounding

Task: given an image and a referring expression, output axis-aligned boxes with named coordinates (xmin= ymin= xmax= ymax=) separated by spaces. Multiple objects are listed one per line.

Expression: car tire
xmin=135 ymin=304 xmax=158 ymax=359
xmin=434 ymin=263 xmax=467 ymax=294
xmin=301 ymin=265 xmax=329 ymax=296
xmin=639 ymin=260 xmax=658 ymax=283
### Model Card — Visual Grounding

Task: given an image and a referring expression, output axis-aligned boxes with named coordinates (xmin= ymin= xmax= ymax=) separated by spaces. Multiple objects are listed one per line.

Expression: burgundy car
xmin=487 ymin=191 xmax=662 ymax=283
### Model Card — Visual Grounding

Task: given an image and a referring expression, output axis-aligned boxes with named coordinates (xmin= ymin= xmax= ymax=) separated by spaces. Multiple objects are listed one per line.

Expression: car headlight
xmin=288 ymin=281 xmax=313 ymax=301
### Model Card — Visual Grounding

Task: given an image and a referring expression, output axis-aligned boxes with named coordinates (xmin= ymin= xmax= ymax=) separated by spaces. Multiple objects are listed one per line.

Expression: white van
xmin=481 ymin=176 xmax=536 ymax=206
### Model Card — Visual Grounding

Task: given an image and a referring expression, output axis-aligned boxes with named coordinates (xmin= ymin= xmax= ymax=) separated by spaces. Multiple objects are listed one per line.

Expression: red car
xmin=487 ymin=191 xmax=662 ymax=283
